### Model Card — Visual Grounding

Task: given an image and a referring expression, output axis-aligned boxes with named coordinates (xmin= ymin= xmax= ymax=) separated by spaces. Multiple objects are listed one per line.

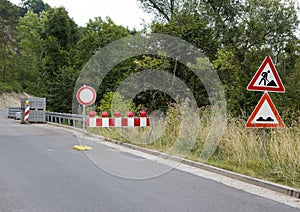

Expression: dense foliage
xmin=0 ymin=0 xmax=299 ymax=121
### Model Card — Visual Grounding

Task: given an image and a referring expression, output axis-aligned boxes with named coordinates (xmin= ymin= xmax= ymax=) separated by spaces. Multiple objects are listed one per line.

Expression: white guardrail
xmin=7 ymin=106 xmax=21 ymax=119
xmin=45 ymin=112 xmax=83 ymax=128
xmin=8 ymin=107 xmax=83 ymax=127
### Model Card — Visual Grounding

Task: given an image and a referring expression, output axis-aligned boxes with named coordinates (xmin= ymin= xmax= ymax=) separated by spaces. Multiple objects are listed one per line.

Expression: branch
xmin=148 ymin=0 xmax=170 ymax=22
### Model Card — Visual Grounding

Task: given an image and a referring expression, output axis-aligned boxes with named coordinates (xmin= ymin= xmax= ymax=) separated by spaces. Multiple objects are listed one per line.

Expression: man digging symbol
xmin=258 ymin=70 xmax=277 ymax=87
xmin=259 ymin=70 xmax=270 ymax=86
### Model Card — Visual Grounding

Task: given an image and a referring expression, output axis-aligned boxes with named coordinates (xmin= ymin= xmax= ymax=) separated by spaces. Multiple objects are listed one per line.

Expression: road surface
xmin=0 ymin=109 xmax=299 ymax=212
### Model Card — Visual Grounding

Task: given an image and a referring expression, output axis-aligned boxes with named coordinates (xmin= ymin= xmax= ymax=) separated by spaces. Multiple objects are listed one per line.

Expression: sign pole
xmin=83 ymin=105 xmax=86 ymax=138
xmin=74 ymin=85 xmax=97 ymax=151
xmin=261 ymin=127 xmax=266 ymax=159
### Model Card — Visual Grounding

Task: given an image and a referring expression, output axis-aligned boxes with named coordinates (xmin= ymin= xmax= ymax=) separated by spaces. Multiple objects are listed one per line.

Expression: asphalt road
xmin=0 ymin=109 xmax=299 ymax=212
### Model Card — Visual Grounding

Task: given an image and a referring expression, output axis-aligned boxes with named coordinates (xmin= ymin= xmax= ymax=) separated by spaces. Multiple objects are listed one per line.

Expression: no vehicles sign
xmin=76 ymin=85 xmax=97 ymax=106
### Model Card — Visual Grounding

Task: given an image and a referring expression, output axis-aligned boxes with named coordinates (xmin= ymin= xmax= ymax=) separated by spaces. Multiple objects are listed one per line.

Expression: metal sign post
xmin=75 ymin=85 xmax=97 ymax=151
xmin=82 ymin=105 xmax=86 ymax=137
xmin=261 ymin=128 xmax=266 ymax=159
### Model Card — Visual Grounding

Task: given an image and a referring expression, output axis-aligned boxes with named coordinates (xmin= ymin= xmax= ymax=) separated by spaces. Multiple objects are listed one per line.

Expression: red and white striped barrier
xmin=24 ymin=100 xmax=30 ymax=123
xmin=86 ymin=111 xmax=150 ymax=128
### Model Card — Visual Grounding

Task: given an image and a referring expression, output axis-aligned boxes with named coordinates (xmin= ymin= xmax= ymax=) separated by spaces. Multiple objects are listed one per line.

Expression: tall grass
xmin=88 ymin=105 xmax=300 ymax=188
xmin=212 ymin=116 xmax=300 ymax=188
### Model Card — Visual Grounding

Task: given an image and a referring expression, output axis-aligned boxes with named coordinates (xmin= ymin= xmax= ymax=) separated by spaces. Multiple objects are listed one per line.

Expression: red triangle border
xmin=247 ymin=55 xmax=285 ymax=92
xmin=245 ymin=93 xmax=284 ymax=128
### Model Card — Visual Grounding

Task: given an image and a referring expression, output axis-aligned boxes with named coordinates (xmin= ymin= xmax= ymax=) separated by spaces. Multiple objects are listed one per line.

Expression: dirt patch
xmin=0 ymin=92 xmax=34 ymax=108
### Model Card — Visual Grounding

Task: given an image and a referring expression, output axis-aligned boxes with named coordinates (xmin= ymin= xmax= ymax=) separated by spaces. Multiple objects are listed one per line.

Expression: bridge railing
xmin=7 ymin=106 xmax=21 ymax=119
xmin=45 ymin=111 xmax=83 ymax=128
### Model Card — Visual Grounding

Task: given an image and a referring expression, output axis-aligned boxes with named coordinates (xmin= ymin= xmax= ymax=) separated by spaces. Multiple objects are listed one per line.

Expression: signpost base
xmin=73 ymin=145 xmax=93 ymax=151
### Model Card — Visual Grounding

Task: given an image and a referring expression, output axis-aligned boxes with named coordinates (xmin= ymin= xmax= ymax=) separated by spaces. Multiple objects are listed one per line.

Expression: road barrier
xmin=24 ymin=100 xmax=30 ymax=123
xmin=16 ymin=110 xmax=150 ymax=129
xmin=86 ymin=111 xmax=151 ymax=128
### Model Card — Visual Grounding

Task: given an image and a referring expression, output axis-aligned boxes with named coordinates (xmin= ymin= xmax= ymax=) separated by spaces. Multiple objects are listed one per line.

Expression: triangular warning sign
xmin=246 ymin=93 xmax=284 ymax=128
xmin=247 ymin=55 xmax=285 ymax=92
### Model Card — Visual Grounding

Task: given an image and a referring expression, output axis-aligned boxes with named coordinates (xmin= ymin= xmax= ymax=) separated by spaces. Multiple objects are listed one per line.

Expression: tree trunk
xmin=3 ymin=42 xmax=7 ymax=83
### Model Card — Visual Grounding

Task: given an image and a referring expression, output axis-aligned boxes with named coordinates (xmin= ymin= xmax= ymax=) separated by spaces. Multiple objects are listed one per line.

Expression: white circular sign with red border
xmin=76 ymin=85 xmax=97 ymax=106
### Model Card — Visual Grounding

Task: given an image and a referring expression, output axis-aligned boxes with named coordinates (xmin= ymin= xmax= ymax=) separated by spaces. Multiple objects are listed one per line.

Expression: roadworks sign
xmin=245 ymin=93 xmax=284 ymax=128
xmin=247 ymin=55 xmax=285 ymax=93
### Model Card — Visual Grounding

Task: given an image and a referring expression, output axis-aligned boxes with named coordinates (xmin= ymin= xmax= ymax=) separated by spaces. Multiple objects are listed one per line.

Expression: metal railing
xmin=7 ymin=106 xmax=21 ymax=119
xmin=45 ymin=112 xmax=83 ymax=128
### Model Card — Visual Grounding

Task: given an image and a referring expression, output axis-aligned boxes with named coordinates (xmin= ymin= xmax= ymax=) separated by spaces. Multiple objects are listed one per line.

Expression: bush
xmin=97 ymin=91 xmax=141 ymax=116
xmin=0 ymin=81 xmax=23 ymax=93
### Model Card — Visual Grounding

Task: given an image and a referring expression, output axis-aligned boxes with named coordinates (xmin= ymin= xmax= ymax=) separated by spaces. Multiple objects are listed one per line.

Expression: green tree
xmin=151 ymin=9 xmax=218 ymax=60
xmin=41 ymin=7 xmax=79 ymax=50
xmin=97 ymin=91 xmax=140 ymax=116
xmin=137 ymin=0 xmax=192 ymax=22
xmin=213 ymin=49 xmax=249 ymax=114
xmin=40 ymin=7 xmax=80 ymax=112
xmin=75 ymin=17 xmax=131 ymax=107
xmin=132 ymin=54 xmax=173 ymax=111
xmin=200 ymin=0 xmax=299 ymax=72
xmin=0 ymin=0 xmax=20 ymax=83
xmin=75 ymin=17 xmax=130 ymax=68
xmin=285 ymin=54 xmax=300 ymax=114
xmin=15 ymin=10 xmax=44 ymax=95
xmin=146 ymin=6 xmax=218 ymax=108
xmin=20 ymin=0 xmax=50 ymax=16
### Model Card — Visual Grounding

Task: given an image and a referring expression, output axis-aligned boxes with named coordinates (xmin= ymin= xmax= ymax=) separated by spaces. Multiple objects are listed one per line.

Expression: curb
xmin=47 ymin=122 xmax=300 ymax=199
xmin=104 ymin=137 xmax=300 ymax=199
